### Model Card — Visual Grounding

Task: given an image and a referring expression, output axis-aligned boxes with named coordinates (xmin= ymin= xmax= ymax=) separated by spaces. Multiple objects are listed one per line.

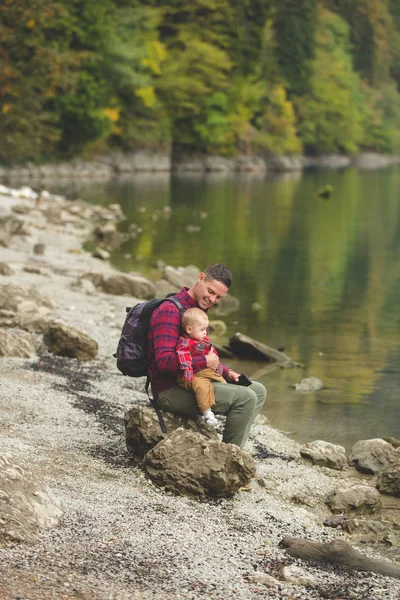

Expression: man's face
xmin=194 ymin=273 xmax=228 ymax=310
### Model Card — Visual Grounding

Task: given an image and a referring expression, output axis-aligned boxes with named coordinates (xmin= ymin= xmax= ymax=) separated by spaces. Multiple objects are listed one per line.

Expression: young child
xmin=176 ymin=307 xmax=227 ymax=427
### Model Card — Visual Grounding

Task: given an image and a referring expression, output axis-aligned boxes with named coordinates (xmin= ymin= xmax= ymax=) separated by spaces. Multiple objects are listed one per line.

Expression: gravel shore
xmin=0 ymin=189 xmax=399 ymax=600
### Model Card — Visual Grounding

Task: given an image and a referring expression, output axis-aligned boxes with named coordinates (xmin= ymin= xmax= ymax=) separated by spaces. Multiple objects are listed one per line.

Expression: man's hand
xmin=226 ymin=369 xmax=240 ymax=383
xmin=206 ymin=350 xmax=219 ymax=371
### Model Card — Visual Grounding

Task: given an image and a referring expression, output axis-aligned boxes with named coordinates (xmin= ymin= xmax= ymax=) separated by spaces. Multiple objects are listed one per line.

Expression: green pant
xmin=157 ymin=381 xmax=267 ymax=448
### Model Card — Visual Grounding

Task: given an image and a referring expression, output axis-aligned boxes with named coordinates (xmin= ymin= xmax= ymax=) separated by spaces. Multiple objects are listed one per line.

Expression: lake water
xmin=45 ymin=166 xmax=400 ymax=449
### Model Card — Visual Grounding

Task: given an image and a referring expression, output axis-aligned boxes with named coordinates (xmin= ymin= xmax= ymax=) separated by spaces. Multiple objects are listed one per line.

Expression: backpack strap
xmin=148 ymin=295 xmax=185 ymax=435
xmin=145 ymin=374 xmax=167 ymax=434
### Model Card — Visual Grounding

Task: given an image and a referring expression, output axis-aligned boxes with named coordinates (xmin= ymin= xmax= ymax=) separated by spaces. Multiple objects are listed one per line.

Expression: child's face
xmin=187 ymin=318 xmax=208 ymax=341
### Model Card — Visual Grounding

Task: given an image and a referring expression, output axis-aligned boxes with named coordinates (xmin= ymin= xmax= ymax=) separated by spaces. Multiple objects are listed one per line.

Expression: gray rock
xmin=282 ymin=565 xmax=318 ymax=586
xmin=92 ymin=247 xmax=111 ymax=260
xmin=0 ymin=309 xmax=18 ymax=328
xmin=234 ymin=155 xmax=267 ymax=172
xmin=0 ymin=455 xmax=63 ymax=544
xmin=209 ymin=320 xmax=227 ymax=336
xmin=246 ymin=572 xmax=280 ymax=586
xmin=209 ymin=294 xmax=240 ymax=317
xmin=33 ymin=243 xmax=46 ymax=255
xmin=101 ymin=273 xmax=155 ymax=299
xmin=163 ymin=265 xmax=185 ymax=288
xmin=70 ymin=277 xmax=97 ymax=295
xmin=267 ymin=156 xmax=303 ymax=172
xmin=143 ymin=427 xmax=256 ymax=497
xmin=154 ymin=278 xmax=179 ymax=297
xmin=163 ymin=265 xmax=200 ymax=289
xmin=326 ymin=484 xmax=382 ymax=515
xmin=377 ymin=465 xmax=400 ymax=497
xmin=0 ymin=329 xmax=37 ymax=357
xmin=43 ymin=320 xmax=98 ymax=360
xmin=342 ymin=517 xmax=399 ymax=544
xmin=172 ymin=154 xmax=207 ymax=173
xmin=124 ymin=403 xmax=218 ymax=457
xmin=0 ymin=262 xmax=15 ymax=276
xmin=93 ymin=222 xmax=126 ymax=250
xmin=349 ymin=438 xmax=400 ymax=474
xmin=132 ymin=151 xmax=171 ymax=172
xmin=294 ymin=377 xmax=323 ymax=393
xmin=351 ymin=153 xmax=400 ymax=170
xmin=0 ymin=283 xmax=55 ymax=312
xmin=302 ymin=155 xmax=351 ymax=169
xmin=205 ymin=156 xmax=235 ymax=172
xmin=300 ymin=440 xmax=347 ymax=470
xmin=0 ymin=213 xmax=25 ymax=247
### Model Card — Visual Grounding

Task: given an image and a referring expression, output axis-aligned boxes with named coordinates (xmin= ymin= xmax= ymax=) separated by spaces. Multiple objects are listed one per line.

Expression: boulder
xmin=92 ymin=247 xmax=111 ymax=260
xmin=326 ymin=484 xmax=382 ymax=515
xmin=0 ymin=283 xmax=55 ymax=312
xmin=294 ymin=377 xmax=323 ymax=393
xmin=300 ymin=440 xmax=347 ymax=470
xmin=0 ymin=262 xmax=15 ymax=276
xmin=101 ymin=273 xmax=155 ymax=299
xmin=154 ymin=278 xmax=179 ymax=297
xmin=0 ymin=329 xmax=36 ymax=357
xmin=43 ymin=320 xmax=98 ymax=360
xmin=234 ymin=155 xmax=267 ymax=172
xmin=124 ymin=403 xmax=218 ymax=457
xmin=163 ymin=265 xmax=200 ymax=289
xmin=281 ymin=565 xmax=318 ymax=587
xmin=163 ymin=266 xmax=185 ymax=288
xmin=92 ymin=222 xmax=126 ymax=250
xmin=267 ymin=156 xmax=303 ymax=172
xmin=0 ymin=455 xmax=63 ymax=544
xmin=339 ymin=517 xmax=398 ymax=545
xmin=209 ymin=294 xmax=240 ymax=317
xmin=208 ymin=320 xmax=227 ymax=336
xmin=0 ymin=301 xmax=53 ymax=334
xmin=0 ymin=214 xmax=25 ymax=247
xmin=349 ymin=438 xmax=400 ymax=474
xmin=377 ymin=465 xmax=400 ymax=497
xmin=143 ymin=427 xmax=256 ymax=497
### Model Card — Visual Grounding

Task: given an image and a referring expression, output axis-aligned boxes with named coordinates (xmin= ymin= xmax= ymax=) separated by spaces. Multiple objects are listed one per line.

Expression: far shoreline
xmin=1 ymin=151 xmax=400 ymax=183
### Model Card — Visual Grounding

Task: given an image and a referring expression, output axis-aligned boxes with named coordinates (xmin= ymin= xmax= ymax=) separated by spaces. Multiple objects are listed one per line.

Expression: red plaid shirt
xmin=176 ymin=335 xmax=224 ymax=381
xmin=148 ymin=287 xmax=229 ymax=395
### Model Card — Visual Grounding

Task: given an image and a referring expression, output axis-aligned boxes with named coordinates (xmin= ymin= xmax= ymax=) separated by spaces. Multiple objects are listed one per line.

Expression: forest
xmin=1 ymin=0 xmax=400 ymax=165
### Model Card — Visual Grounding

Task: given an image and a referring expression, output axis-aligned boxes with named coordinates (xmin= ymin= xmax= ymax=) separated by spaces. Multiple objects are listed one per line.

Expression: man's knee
xmin=250 ymin=381 xmax=267 ymax=409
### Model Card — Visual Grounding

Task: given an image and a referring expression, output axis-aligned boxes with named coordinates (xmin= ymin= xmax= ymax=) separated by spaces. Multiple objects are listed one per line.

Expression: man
xmin=148 ymin=264 xmax=267 ymax=448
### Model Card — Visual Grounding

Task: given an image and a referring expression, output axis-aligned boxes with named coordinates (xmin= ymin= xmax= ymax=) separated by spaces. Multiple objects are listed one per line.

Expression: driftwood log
xmin=227 ymin=333 xmax=303 ymax=380
xmin=279 ymin=536 xmax=400 ymax=579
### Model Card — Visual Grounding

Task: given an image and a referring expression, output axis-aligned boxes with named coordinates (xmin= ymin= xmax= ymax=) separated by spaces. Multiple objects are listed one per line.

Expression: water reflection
xmin=22 ymin=166 xmax=400 ymax=448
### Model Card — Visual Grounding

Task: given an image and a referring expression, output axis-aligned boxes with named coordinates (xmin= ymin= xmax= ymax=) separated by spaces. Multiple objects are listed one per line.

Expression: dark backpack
xmin=114 ymin=294 xmax=184 ymax=432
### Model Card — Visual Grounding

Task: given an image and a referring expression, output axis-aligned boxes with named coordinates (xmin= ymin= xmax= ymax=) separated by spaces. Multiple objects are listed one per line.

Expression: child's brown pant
xmin=177 ymin=367 xmax=227 ymax=413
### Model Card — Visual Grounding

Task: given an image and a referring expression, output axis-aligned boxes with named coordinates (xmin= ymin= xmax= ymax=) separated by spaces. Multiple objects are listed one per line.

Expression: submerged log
xmin=228 ymin=332 xmax=303 ymax=368
xmin=279 ymin=536 xmax=400 ymax=579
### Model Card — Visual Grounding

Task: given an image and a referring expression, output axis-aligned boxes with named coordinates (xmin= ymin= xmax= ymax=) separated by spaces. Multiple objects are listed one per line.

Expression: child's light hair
xmin=182 ymin=307 xmax=209 ymax=331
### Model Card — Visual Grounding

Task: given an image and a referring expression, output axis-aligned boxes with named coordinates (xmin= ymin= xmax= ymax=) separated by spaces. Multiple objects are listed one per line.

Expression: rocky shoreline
xmin=1 ymin=151 xmax=400 ymax=182
xmin=0 ymin=186 xmax=399 ymax=600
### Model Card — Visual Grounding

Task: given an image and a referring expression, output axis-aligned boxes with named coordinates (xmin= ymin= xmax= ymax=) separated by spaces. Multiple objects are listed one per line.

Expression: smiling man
xmin=148 ymin=264 xmax=266 ymax=448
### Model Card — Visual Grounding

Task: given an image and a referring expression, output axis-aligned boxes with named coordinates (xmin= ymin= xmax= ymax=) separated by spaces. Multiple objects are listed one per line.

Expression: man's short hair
xmin=204 ymin=264 xmax=232 ymax=288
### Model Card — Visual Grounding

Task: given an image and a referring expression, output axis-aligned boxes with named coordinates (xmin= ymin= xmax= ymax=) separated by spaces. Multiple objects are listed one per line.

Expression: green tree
xmin=273 ymin=0 xmax=318 ymax=96
xmin=295 ymin=8 xmax=365 ymax=154
xmin=149 ymin=0 xmax=233 ymax=152
xmin=0 ymin=0 xmax=83 ymax=164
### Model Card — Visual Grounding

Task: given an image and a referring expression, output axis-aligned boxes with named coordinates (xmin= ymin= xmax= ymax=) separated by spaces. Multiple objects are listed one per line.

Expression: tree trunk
xmin=279 ymin=537 xmax=400 ymax=579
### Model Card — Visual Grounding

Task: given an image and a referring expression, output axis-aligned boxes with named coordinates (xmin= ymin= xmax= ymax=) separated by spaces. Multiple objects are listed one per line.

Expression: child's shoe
xmin=203 ymin=409 xmax=218 ymax=427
